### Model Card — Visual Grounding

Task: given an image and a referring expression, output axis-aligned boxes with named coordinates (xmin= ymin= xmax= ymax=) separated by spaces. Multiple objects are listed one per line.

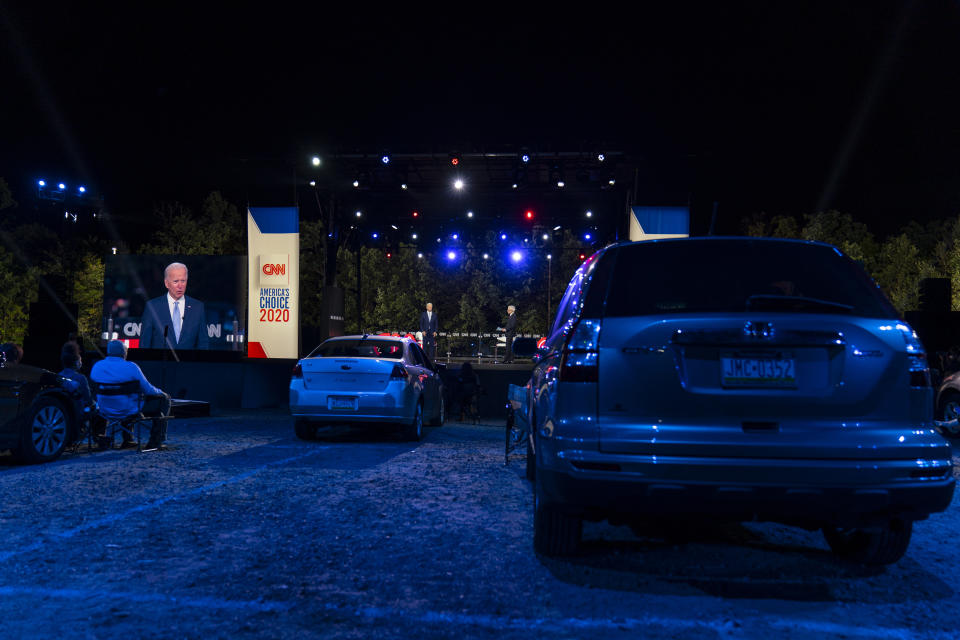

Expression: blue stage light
xmin=38 ymin=180 xmax=46 ymax=187
xmin=500 ymin=233 xmax=507 ymax=240
xmin=510 ymin=250 xmax=523 ymax=263
xmin=447 ymin=250 xmax=457 ymax=261
xmin=372 ymin=232 xmax=379 ymax=239
xmin=521 ymin=154 xmax=530 ymax=163
xmin=584 ymin=232 xmax=592 ymax=241
xmin=78 ymin=185 xmax=86 ymax=193
xmin=381 ymin=155 xmax=390 ymax=164
xmin=452 ymin=233 xmax=459 ymax=240
xmin=58 ymin=183 xmax=66 ymax=190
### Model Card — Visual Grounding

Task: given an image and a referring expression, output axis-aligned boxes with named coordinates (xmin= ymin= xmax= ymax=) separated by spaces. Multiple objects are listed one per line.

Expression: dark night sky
xmin=2 ymin=1 xmax=960 ymax=238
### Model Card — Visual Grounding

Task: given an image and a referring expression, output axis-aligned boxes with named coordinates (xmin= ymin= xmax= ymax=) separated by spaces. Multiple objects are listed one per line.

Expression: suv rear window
xmin=603 ymin=239 xmax=898 ymax=319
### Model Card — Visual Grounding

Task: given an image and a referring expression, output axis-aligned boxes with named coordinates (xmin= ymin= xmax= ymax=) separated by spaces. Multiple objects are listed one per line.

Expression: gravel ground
xmin=0 ymin=410 xmax=958 ymax=639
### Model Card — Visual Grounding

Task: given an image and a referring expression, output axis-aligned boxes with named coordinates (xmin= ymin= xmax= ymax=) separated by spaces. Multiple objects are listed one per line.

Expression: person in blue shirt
xmin=90 ymin=340 xmax=171 ymax=451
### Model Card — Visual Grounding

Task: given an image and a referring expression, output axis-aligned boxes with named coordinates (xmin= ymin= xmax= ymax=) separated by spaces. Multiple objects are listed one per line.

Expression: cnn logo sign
xmin=258 ymin=254 xmax=289 ymax=285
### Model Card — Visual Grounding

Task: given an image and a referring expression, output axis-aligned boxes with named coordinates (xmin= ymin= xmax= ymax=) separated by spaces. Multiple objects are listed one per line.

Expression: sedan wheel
xmin=937 ymin=391 xmax=960 ymax=438
xmin=403 ymin=401 xmax=424 ymax=442
xmin=430 ymin=394 xmax=445 ymax=426
xmin=18 ymin=397 xmax=70 ymax=464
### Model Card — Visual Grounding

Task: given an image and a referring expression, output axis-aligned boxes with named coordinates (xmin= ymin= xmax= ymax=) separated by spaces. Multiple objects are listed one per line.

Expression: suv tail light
xmin=390 ymin=364 xmax=408 ymax=379
xmin=292 ymin=362 xmax=302 ymax=378
xmin=559 ymin=319 xmax=601 ymax=382
xmin=900 ymin=324 xmax=931 ymax=388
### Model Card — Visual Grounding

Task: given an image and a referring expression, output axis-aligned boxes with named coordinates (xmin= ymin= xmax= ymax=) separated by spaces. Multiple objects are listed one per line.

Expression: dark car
xmin=524 ymin=237 xmax=954 ymax=565
xmin=0 ymin=361 xmax=82 ymax=463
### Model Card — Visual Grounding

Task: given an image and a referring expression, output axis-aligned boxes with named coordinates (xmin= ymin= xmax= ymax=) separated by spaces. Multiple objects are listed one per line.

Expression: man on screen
xmin=139 ymin=262 xmax=209 ymax=350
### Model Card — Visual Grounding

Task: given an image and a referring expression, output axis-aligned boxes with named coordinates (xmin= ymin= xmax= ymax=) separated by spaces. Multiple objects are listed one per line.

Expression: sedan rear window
xmin=310 ymin=339 xmax=405 ymax=359
xmin=604 ymin=240 xmax=898 ymax=319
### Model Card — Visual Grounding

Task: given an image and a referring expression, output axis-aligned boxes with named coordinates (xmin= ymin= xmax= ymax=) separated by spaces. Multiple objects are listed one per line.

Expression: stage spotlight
xmin=401 ymin=183 xmax=408 ymax=190
xmin=447 ymin=250 xmax=457 ymax=261
xmin=381 ymin=155 xmax=390 ymax=164
xmin=353 ymin=180 xmax=360 ymax=188
xmin=355 ymin=210 xmax=362 ymax=217
xmin=412 ymin=233 xmax=418 ymax=240
xmin=597 ymin=153 xmax=605 ymax=162
xmin=467 ymin=210 xmax=474 ymax=218
xmin=412 ymin=210 xmax=419 ymax=218
xmin=483 ymin=253 xmax=489 ymax=260
xmin=579 ymin=252 xmax=586 ymax=261
xmin=500 ymin=233 xmax=507 ymax=240
xmin=553 ymin=225 xmax=562 ymax=231
xmin=547 ymin=254 xmax=552 ymax=260
xmin=112 ymin=247 xmax=117 ymax=255
xmin=520 ymin=153 xmax=530 ymax=164
xmin=78 ymin=186 xmax=86 ymax=193
xmin=312 ymin=156 xmax=321 ymax=167
xmin=58 ymin=183 xmax=66 ymax=190
xmin=608 ymin=179 xmax=616 ymax=186
xmin=309 ymin=180 xmax=316 ymax=187
xmin=510 ymin=250 xmax=523 ymax=263
xmin=372 ymin=232 xmax=379 ymax=239
xmin=418 ymin=253 xmax=424 ymax=259
xmin=450 ymin=153 xmax=460 ymax=166
xmin=38 ymin=180 xmax=45 ymax=187
xmin=452 ymin=233 xmax=459 ymax=240
xmin=584 ymin=232 xmax=592 ymax=240
xmin=386 ymin=251 xmax=392 ymax=259
xmin=511 ymin=183 xmax=518 ymax=189
xmin=586 ymin=210 xmax=593 ymax=218
xmin=391 ymin=224 xmax=398 ymax=230
xmin=542 ymin=233 xmax=549 ymax=241
xmin=557 ymin=180 xmax=565 ymax=188
xmin=525 ymin=210 xmax=534 ymax=220
xmin=454 ymin=178 xmax=464 ymax=190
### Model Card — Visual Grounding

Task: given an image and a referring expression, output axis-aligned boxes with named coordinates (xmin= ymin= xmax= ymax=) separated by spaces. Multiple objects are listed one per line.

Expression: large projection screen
xmin=101 ymin=255 xmax=248 ymax=352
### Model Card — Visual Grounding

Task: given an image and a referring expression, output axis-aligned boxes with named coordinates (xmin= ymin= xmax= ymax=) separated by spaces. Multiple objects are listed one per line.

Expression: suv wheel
xmin=822 ymin=519 xmax=913 ymax=565
xmin=17 ymin=396 xmax=70 ymax=464
xmin=533 ymin=474 xmax=581 ymax=556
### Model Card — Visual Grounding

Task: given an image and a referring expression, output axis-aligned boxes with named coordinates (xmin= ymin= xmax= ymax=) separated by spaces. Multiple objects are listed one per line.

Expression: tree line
xmin=1 ymin=177 xmax=958 ymax=352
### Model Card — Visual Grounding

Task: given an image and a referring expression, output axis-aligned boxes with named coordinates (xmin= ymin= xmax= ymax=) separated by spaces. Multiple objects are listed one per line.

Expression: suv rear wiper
xmin=745 ymin=295 xmax=855 ymax=313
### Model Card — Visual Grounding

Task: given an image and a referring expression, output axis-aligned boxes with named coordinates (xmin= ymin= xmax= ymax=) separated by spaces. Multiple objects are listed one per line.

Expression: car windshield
xmin=603 ymin=240 xmax=898 ymax=318
xmin=310 ymin=339 xmax=405 ymax=359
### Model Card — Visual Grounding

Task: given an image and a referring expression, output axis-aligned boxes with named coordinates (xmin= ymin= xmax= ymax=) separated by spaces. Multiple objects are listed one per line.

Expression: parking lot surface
xmin=1 ymin=410 xmax=958 ymax=639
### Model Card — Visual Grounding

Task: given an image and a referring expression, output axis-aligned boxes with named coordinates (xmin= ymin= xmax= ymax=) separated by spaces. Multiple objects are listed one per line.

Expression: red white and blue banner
xmin=247 ymin=207 xmax=299 ymax=358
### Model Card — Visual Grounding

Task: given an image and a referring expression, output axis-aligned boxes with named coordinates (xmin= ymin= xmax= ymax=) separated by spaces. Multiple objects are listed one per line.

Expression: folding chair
xmin=91 ymin=380 xmax=150 ymax=451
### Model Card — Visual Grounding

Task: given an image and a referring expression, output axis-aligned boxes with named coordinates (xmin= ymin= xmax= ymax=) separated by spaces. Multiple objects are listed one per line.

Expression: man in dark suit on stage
xmin=140 ymin=262 xmax=209 ymax=350
xmin=419 ymin=302 xmax=438 ymax=361
xmin=498 ymin=304 xmax=518 ymax=363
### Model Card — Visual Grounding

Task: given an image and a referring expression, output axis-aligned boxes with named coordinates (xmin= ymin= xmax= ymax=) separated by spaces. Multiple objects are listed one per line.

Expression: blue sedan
xmin=290 ymin=335 xmax=445 ymax=441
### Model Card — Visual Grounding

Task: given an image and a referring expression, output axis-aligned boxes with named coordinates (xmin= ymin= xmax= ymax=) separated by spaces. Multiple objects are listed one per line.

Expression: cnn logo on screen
xmin=259 ymin=254 xmax=289 ymax=285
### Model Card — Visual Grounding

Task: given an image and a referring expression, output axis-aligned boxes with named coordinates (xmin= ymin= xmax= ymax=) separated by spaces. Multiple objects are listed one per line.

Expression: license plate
xmin=328 ymin=396 xmax=358 ymax=410
xmin=721 ymin=357 xmax=796 ymax=387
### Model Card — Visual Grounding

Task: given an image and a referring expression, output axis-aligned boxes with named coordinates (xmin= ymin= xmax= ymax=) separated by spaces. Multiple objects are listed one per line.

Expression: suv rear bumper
xmin=538 ymin=466 xmax=955 ymax=528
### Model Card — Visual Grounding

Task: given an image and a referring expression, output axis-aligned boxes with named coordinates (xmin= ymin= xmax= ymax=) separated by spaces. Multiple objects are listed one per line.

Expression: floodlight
xmin=454 ymin=178 xmax=464 ymax=190
xmin=312 ymin=156 xmax=321 ymax=166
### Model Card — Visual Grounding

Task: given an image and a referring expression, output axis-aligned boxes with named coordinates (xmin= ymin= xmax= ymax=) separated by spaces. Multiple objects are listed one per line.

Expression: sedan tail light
xmin=559 ymin=319 xmax=601 ymax=382
xmin=390 ymin=364 xmax=408 ymax=379
xmin=292 ymin=362 xmax=302 ymax=378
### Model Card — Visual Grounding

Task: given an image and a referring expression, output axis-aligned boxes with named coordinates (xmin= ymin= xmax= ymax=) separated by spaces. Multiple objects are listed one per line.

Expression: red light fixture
xmin=525 ymin=210 xmax=534 ymax=220
xmin=412 ymin=211 xmax=419 ymax=218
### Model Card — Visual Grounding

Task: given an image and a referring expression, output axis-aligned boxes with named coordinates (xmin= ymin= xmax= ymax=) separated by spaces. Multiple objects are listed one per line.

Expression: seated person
xmin=90 ymin=340 xmax=171 ymax=451
xmin=59 ymin=341 xmax=95 ymax=439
